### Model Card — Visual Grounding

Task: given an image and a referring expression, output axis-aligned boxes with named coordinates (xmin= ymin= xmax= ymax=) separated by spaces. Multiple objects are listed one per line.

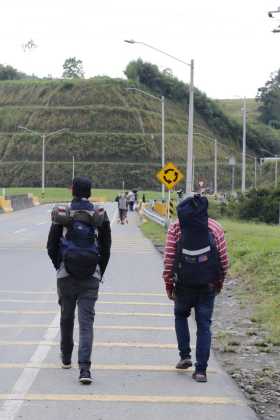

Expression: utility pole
xmin=42 ymin=134 xmax=46 ymax=198
xmin=214 ymin=139 xmax=218 ymax=194
xmin=186 ymin=59 xmax=194 ymax=193
xmin=161 ymin=96 xmax=165 ymax=200
xmin=72 ymin=156 xmax=75 ymax=180
xmin=254 ymin=157 xmax=257 ymax=189
xmin=242 ymin=97 xmax=246 ymax=193
xmin=275 ymin=156 xmax=278 ymax=188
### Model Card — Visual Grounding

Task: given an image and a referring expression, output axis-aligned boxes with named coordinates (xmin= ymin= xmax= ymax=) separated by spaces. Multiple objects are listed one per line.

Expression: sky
xmin=1 ymin=0 xmax=279 ymax=99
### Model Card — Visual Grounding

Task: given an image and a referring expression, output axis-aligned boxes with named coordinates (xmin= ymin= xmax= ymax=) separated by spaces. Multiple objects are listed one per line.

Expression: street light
xmin=126 ymin=87 xmax=165 ymax=200
xmin=124 ymin=39 xmax=194 ymax=193
xmin=17 ymin=126 xmax=68 ymax=197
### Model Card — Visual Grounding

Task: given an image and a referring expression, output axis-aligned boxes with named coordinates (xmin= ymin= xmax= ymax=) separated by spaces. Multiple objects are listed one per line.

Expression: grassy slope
xmin=217 ymin=98 xmax=280 ymax=143
xmin=0 ymin=78 xmax=247 ymax=190
xmin=140 ymin=214 xmax=280 ymax=343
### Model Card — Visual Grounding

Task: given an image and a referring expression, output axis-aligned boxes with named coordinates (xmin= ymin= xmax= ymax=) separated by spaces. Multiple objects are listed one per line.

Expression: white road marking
xmin=0 ymin=313 xmax=60 ymax=420
xmin=13 ymin=229 xmax=27 ymax=234
xmin=36 ymin=222 xmax=47 ymax=226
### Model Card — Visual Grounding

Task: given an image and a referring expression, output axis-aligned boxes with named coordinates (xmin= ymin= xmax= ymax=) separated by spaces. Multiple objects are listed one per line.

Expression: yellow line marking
xmin=0 ymin=290 xmax=166 ymax=297
xmin=0 ymin=310 xmax=172 ymax=317
xmin=0 ymin=340 xmax=177 ymax=349
xmin=0 ymin=394 xmax=244 ymax=405
xmin=0 ymin=324 xmax=173 ymax=331
xmin=0 ymin=363 xmax=218 ymax=373
xmin=0 ymin=299 xmax=171 ymax=307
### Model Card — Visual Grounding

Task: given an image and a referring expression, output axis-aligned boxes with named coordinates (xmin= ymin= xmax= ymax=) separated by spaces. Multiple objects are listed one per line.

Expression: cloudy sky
xmin=1 ymin=0 xmax=279 ymax=99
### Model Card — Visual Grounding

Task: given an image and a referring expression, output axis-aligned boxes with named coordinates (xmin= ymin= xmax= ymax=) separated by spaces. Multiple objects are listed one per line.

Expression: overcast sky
xmin=1 ymin=0 xmax=279 ymax=99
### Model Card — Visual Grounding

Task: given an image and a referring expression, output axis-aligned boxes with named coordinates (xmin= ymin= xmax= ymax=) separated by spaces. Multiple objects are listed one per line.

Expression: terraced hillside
xmin=0 ymin=78 xmax=266 ymax=191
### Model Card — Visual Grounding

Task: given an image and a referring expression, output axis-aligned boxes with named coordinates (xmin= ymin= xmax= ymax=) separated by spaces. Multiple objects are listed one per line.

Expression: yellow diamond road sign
xmin=156 ymin=162 xmax=184 ymax=190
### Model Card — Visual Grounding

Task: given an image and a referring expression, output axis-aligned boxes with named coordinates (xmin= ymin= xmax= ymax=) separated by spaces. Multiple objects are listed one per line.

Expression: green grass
xmin=140 ymin=215 xmax=280 ymax=344
xmin=1 ymin=187 xmax=163 ymax=203
xmin=140 ymin=218 xmax=167 ymax=245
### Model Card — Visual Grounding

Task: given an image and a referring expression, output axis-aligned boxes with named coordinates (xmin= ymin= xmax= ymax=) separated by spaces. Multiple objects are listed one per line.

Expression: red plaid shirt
xmin=163 ymin=218 xmax=229 ymax=294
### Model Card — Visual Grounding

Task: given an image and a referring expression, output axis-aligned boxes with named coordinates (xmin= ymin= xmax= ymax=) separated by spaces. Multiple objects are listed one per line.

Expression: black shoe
xmin=175 ymin=358 xmax=193 ymax=369
xmin=61 ymin=353 xmax=72 ymax=369
xmin=192 ymin=371 xmax=207 ymax=382
xmin=79 ymin=369 xmax=92 ymax=384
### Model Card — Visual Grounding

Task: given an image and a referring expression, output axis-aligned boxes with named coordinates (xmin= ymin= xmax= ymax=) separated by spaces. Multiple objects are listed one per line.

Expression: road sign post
xmin=156 ymin=162 xmax=184 ymax=191
xmin=156 ymin=162 xmax=183 ymax=220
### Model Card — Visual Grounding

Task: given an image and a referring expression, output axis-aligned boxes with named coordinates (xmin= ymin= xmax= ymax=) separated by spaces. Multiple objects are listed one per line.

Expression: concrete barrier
xmin=0 ymin=197 xmax=13 ymax=213
xmin=0 ymin=194 xmax=40 ymax=213
xmin=6 ymin=194 xmax=34 ymax=211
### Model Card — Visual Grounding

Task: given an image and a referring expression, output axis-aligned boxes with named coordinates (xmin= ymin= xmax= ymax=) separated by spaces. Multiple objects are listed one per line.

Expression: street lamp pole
xmin=124 ymin=40 xmax=194 ymax=193
xmin=42 ymin=134 xmax=46 ymax=196
xmin=275 ymin=156 xmax=278 ymax=188
xmin=126 ymin=87 xmax=165 ymax=200
xmin=242 ymin=97 xmax=247 ymax=193
xmin=18 ymin=126 xmax=68 ymax=197
xmin=161 ymin=95 xmax=165 ymax=199
xmin=187 ymin=59 xmax=194 ymax=194
xmin=214 ymin=139 xmax=218 ymax=194
xmin=254 ymin=157 xmax=257 ymax=189
xmin=72 ymin=155 xmax=75 ymax=180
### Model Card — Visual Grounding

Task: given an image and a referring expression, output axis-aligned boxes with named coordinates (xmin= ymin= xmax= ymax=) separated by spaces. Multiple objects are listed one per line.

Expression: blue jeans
xmin=174 ymin=291 xmax=215 ymax=372
xmin=57 ymin=276 xmax=99 ymax=369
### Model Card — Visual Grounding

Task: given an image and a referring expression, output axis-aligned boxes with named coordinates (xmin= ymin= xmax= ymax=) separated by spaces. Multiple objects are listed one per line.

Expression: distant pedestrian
xmin=163 ymin=194 xmax=229 ymax=383
xmin=118 ymin=192 xmax=128 ymax=224
xmin=47 ymin=176 xmax=111 ymax=384
xmin=127 ymin=191 xmax=135 ymax=211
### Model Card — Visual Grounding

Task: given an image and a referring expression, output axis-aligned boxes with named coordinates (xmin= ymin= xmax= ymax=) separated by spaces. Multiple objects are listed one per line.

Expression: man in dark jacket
xmin=47 ymin=176 xmax=111 ymax=384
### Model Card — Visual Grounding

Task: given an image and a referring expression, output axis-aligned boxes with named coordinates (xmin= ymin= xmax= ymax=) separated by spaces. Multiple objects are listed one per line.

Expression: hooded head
xmin=72 ymin=176 xmax=92 ymax=199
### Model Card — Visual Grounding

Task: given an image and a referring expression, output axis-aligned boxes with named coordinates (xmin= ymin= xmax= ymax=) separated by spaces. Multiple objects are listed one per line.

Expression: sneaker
xmin=192 ymin=371 xmax=207 ymax=383
xmin=79 ymin=369 xmax=92 ymax=385
xmin=175 ymin=358 xmax=193 ymax=370
xmin=61 ymin=354 xmax=71 ymax=369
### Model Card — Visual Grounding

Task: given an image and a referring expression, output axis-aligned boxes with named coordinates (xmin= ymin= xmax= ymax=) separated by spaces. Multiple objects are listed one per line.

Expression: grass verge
xmin=1 ymin=188 xmax=163 ymax=203
xmin=140 ymin=216 xmax=280 ymax=344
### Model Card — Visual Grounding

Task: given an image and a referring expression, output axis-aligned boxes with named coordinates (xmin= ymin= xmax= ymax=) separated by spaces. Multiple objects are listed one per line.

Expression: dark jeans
xmin=57 ymin=276 xmax=99 ymax=369
xmin=174 ymin=290 xmax=215 ymax=372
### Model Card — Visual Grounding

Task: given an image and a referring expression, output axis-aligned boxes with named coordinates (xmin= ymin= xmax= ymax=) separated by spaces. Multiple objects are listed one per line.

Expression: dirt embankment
xmin=213 ymin=278 xmax=280 ymax=420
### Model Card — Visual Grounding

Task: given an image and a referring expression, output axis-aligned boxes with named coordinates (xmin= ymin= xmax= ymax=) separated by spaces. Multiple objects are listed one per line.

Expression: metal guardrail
xmin=143 ymin=207 xmax=167 ymax=227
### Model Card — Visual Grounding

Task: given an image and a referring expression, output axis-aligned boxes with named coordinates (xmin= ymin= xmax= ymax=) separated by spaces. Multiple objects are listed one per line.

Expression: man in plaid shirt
xmin=163 ymin=196 xmax=229 ymax=382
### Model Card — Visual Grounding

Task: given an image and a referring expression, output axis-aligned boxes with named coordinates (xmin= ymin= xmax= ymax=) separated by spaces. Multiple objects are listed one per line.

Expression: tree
xmin=62 ymin=57 xmax=84 ymax=79
xmin=257 ymin=70 xmax=280 ymax=128
xmin=0 ymin=64 xmax=31 ymax=80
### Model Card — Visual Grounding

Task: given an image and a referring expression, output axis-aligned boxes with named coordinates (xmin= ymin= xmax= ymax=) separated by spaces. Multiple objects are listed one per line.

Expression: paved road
xmin=0 ymin=204 xmax=257 ymax=420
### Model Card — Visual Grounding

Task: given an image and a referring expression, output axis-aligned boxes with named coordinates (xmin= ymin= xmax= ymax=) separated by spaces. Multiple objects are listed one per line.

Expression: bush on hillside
xmin=225 ymin=188 xmax=280 ymax=224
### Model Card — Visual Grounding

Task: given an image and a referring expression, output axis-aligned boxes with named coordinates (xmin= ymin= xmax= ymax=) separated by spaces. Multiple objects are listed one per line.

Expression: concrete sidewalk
xmin=0 ymin=206 xmax=258 ymax=420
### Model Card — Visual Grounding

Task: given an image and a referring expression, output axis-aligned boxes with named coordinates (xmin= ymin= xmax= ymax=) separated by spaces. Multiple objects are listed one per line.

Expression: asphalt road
xmin=0 ymin=204 xmax=258 ymax=420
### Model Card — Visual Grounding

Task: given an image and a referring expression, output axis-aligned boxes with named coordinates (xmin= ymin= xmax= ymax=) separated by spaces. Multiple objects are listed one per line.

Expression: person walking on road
xmin=47 ymin=176 xmax=111 ymax=384
xmin=163 ymin=194 xmax=229 ymax=383
xmin=127 ymin=190 xmax=135 ymax=211
xmin=117 ymin=192 xmax=128 ymax=224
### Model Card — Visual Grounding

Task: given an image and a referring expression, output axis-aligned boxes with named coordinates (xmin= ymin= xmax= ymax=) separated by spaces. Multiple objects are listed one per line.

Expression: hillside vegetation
xmin=0 ymin=77 xmax=278 ymax=191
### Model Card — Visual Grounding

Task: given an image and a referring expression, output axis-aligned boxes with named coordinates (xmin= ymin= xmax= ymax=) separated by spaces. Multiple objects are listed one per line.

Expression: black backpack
xmin=53 ymin=205 xmax=103 ymax=279
xmin=174 ymin=195 xmax=221 ymax=290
